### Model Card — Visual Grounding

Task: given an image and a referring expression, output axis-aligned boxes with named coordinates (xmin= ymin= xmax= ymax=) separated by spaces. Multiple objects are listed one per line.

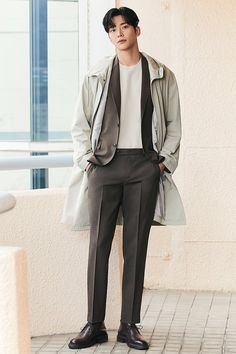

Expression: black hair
xmin=102 ymin=7 xmax=139 ymax=33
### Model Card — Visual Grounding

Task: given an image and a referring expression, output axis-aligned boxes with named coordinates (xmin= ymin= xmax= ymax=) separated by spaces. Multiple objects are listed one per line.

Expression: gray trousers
xmin=87 ymin=148 xmax=160 ymax=324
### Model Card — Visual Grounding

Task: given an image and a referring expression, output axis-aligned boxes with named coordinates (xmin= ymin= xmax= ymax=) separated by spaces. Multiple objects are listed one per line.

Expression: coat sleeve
xmin=71 ymin=75 xmax=93 ymax=171
xmin=159 ymin=68 xmax=182 ymax=174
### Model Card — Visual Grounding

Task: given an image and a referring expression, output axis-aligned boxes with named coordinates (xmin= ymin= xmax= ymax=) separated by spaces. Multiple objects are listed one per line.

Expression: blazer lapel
xmin=109 ymin=54 xmax=150 ymax=120
xmin=110 ymin=56 xmax=121 ymax=118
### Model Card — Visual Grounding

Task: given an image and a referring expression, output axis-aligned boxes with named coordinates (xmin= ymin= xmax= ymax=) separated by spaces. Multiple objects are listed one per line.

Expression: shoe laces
xmin=136 ymin=324 xmax=143 ymax=330
xmin=80 ymin=323 xmax=88 ymax=331
xmin=130 ymin=323 xmax=143 ymax=334
xmin=80 ymin=321 xmax=103 ymax=331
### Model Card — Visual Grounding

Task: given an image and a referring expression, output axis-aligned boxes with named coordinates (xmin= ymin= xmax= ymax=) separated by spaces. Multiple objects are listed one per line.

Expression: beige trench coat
xmin=61 ymin=52 xmax=186 ymax=230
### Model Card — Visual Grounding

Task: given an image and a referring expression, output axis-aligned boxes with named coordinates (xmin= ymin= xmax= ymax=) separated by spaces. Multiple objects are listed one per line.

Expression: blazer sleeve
xmin=71 ymin=75 xmax=93 ymax=171
xmin=159 ymin=68 xmax=182 ymax=174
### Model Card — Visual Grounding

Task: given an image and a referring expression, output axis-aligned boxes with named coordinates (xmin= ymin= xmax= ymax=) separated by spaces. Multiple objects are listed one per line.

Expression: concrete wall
xmin=0 ymin=247 xmax=31 ymax=354
xmin=120 ymin=0 xmax=236 ymax=290
xmin=0 ymin=189 xmax=122 ymax=336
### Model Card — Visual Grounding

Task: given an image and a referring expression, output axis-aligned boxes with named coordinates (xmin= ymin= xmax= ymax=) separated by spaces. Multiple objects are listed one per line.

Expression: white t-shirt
xmin=117 ymin=59 xmax=143 ymax=148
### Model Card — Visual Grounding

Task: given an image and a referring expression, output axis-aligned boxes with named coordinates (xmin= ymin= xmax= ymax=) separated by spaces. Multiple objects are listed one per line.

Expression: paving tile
xmin=32 ymin=344 xmax=45 ymax=349
xmin=58 ymin=352 xmax=79 ymax=354
xmin=42 ymin=346 xmax=64 ymax=351
xmin=109 ymin=347 xmax=129 ymax=352
xmin=31 ymin=289 xmax=236 ymax=354
xmin=37 ymin=352 xmax=58 ymax=354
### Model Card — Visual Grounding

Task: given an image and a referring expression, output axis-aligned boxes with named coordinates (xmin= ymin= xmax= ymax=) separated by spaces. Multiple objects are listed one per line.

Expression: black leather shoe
xmin=117 ymin=322 xmax=149 ymax=350
xmin=68 ymin=321 xmax=108 ymax=349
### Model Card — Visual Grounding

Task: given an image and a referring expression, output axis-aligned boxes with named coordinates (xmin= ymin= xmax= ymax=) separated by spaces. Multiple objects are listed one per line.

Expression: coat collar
xmin=141 ymin=52 xmax=164 ymax=81
xmin=87 ymin=51 xmax=164 ymax=83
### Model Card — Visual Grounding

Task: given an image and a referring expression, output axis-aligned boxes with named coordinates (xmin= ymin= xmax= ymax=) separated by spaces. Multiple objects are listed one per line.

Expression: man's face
xmin=108 ymin=15 xmax=140 ymax=51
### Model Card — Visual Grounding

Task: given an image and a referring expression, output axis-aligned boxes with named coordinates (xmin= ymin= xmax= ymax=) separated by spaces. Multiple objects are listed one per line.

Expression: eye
xmin=122 ymin=24 xmax=129 ymax=30
xmin=109 ymin=27 xmax=116 ymax=33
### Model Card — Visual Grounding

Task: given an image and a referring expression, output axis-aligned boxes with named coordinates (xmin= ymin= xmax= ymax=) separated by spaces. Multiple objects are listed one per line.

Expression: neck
xmin=117 ymin=46 xmax=141 ymax=66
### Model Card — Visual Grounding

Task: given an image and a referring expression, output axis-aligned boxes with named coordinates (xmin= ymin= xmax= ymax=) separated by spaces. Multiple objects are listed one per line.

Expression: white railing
xmin=0 ymin=141 xmax=73 ymax=152
xmin=0 ymin=155 xmax=73 ymax=170
xmin=0 ymin=141 xmax=73 ymax=170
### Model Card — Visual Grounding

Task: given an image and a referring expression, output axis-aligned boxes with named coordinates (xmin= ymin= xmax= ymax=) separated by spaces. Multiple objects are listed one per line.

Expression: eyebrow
xmin=110 ymin=21 xmax=128 ymax=28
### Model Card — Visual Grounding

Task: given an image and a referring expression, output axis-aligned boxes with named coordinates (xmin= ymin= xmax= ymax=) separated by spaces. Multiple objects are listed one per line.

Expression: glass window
xmin=0 ymin=152 xmax=30 ymax=191
xmin=48 ymin=0 xmax=78 ymax=140
xmin=0 ymin=0 xmax=30 ymax=141
xmin=0 ymin=0 xmax=78 ymax=190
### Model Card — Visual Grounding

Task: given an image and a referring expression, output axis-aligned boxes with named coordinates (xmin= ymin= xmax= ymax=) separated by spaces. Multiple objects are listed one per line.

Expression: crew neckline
xmin=119 ymin=58 xmax=141 ymax=69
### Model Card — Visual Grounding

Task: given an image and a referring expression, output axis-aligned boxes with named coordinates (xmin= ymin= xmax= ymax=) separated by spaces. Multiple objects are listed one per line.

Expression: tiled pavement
xmin=31 ymin=288 xmax=236 ymax=354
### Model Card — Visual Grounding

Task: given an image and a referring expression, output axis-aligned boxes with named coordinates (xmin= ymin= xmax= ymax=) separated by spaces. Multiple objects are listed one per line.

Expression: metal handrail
xmin=0 ymin=154 xmax=73 ymax=170
xmin=0 ymin=141 xmax=73 ymax=152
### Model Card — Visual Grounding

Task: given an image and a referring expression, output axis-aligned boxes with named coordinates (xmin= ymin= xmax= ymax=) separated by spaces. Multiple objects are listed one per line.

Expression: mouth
xmin=117 ymin=39 xmax=126 ymax=44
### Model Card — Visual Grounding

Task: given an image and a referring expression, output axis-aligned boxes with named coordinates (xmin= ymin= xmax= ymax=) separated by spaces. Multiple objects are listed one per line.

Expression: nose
xmin=117 ymin=28 xmax=124 ymax=37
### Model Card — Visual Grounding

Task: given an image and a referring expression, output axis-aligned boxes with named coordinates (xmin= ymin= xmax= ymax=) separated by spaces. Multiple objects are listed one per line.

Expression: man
xmin=62 ymin=6 xmax=186 ymax=351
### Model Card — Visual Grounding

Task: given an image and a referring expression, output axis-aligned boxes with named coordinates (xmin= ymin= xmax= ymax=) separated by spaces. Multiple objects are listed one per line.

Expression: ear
xmin=135 ymin=26 xmax=141 ymax=37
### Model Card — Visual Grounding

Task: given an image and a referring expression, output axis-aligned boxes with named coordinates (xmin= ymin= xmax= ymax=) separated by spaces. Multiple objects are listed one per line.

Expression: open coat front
xmin=61 ymin=52 xmax=186 ymax=231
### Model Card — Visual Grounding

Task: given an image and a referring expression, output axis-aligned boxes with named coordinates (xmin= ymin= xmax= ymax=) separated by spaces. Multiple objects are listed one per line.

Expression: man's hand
xmin=159 ymin=162 xmax=165 ymax=173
